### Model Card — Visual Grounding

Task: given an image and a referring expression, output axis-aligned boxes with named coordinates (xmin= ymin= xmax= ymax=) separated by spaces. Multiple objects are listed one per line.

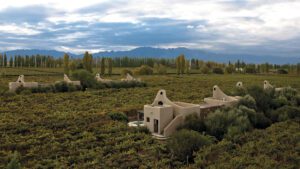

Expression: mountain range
xmin=1 ymin=47 xmax=299 ymax=64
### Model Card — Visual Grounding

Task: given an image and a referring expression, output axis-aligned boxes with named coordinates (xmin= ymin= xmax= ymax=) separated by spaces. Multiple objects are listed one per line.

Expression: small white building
xmin=9 ymin=75 xmax=38 ymax=92
xmin=144 ymin=90 xmax=200 ymax=137
xmin=204 ymin=85 xmax=240 ymax=106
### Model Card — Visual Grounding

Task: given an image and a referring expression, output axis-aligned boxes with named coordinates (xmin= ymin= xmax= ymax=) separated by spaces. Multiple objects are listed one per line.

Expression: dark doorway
xmin=154 ymin=119 xmax=159 ymax=133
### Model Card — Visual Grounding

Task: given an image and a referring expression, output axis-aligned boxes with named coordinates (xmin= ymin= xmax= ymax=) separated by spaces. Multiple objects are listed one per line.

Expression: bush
xmin=54 ymin=82 xmax=81 ymax=92
xmin=238 ymin=106 xmax=271 ymax=129
xmin=201 ymin=66 xmax=210 ymax=74
xmin=133 ymin=65 xmax=153 ymax=75
xmin=154 ymin=63 xmax=167 ymax=75
xmin=270 ymin=106 xmax=300 ymax=122
xmin=205 ymin=108 xmax=252 ymax=140
xmin=292 ymin=95 xmax=300 ymax=106
xmin=72 ymin=70 xmax=97 ymax=90
xmin=178 ymin=114 xmax=206 ymax=132
xmin=247 ymin=85 xmax=274 ymax=113
xmin=167 ymin=129 xmax=214 ymax=162
xmin=270 ymin=96 xmax=289 ymax=109
xmin=121 ymin=69 xmax=133 ymax=76
xmin=212 ymin=67 xmax=224 ymax=74
xmin=276 ymin=87 xmax=298 ymax=101
xmin=245 ymin=67 xmax=256 ymax=74
xmin=225 ymin=66 xmax=235 ymax=74
xmin=238 ymin=95 xmax=257 ymax=110
xmin=107 ymin=112 xmax=128 ymax=122
xmin=7 ymin=151 xmax=21 ymax=169
xmin=277 ymin=69 xmax=288 ymax=74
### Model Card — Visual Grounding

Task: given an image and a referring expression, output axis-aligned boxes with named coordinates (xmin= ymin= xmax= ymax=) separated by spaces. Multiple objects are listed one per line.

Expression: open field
xmin=0 ymin=68 xmax=300 ymax=168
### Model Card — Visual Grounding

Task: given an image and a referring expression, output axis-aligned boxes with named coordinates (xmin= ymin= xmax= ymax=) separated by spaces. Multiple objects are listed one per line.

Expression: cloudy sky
xmin=0 ymin=0 xmax=300 ymax=56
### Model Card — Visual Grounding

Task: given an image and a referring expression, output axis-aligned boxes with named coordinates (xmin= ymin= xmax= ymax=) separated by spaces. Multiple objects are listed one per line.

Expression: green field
xmin=0 ymin=68 xmax=299 ymax=168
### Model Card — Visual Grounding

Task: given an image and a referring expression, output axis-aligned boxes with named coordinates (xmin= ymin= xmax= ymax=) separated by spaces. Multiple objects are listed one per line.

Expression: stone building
xmin=9 ymin=75 xmax=38 ymax=92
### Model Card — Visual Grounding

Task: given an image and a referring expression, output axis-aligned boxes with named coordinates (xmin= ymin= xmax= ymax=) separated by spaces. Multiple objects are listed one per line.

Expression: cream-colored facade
xmin=62 ymin=74 xmax=81 ymax=86
xmin=264 ymin=80 xmax=283 ymax=91
xmin=121 ymin=73 xmax=141 ymax=82
xmin=144 ymin=86 xmax=242 ymax=137
xmin=9 ymin=75 xmax=38 ymax=92
xmin=95 ymin=73 xmax=112 ymax=83
xmin=144 ymin=90 xmax=200 ymax=137
xmin=204 ymin=85 xmax=240 ymax=106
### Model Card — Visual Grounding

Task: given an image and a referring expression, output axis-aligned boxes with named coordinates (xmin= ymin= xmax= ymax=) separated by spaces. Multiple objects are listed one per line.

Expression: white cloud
xmin=0 ymin=24 xmax=41 ymax=35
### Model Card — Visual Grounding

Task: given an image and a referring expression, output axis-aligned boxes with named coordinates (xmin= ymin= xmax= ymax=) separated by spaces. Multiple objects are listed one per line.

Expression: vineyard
xmin=0 ymin=68 xmax=300 ymax=168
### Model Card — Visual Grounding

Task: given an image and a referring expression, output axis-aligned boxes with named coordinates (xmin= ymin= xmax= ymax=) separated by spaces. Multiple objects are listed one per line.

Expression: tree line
xmin=1 ymin=52 xmax=300 ymax=75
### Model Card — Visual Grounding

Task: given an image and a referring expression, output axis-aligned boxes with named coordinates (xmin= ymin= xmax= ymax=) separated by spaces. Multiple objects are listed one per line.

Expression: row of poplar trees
xmin=176 ymin=54 xmax=190 ymax=75
xmin=63 ymin=52 xmax=113 ymax=76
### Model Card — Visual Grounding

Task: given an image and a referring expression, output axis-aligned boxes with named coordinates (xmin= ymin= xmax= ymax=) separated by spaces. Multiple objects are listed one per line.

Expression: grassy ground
xmin=0 ymin=68 xmax=299 ymax=168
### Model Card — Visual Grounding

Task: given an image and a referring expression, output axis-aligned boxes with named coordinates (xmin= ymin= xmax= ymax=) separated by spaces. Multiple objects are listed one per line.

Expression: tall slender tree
xmin=100 ymin=58 xmax=105 ymax=75
xmin=3 ymin=54 xmax=7 ymax=67
xmin=107 ymin=58 xmax=113 ymax=76
xmin=83 ymin=51 xmax=93 ymax=73
xmin=63 ymin=53 xmax=70 ymax=75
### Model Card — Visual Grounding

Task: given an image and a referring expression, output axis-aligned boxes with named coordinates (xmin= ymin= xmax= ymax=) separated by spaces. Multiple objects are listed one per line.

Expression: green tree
xmin=83 ymin=51 xmax=93 ymax=73
xmin=9 ymin=56 xmax=13 ymax=67
xmin=180 ymin=54 xmax=185 ymax=74
xmin=0 ymin=54 xmax=2 ymax=67
xmin=100 ymin=58 xmax=105 ymax=75
xmin=107 ymin=58 xmax=113 ymax=76
xmin=176 ymin=56 xmax=180 ymax=75
xmin=63 ymin=53 xmax=70 ymax=75
xmin=4 ymin=54 xmax=7 ymax=67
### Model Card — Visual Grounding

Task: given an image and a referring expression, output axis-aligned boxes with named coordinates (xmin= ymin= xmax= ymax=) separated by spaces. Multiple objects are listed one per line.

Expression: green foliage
xmin=276 ymin=87 xmax=298 ymax=101
xmin=6 ymin=151 xmax=21 ymax=169
xmin=270 ymin=106 xmax=300 ymax=122
xmin=178 ymin=114 xmax=206 ymax=133
xmin=100 ymin=58 xmax=105 ymax=75
xmin=54 ymin=82 xmax=81 ymax=92
xmin=277 ymin=69 xmax=288 ymax=74
xmin=238 ymin=95 xmax=257 ymax=110
xmin=238 ymin=106 xmax=271 ymax=129
xmin=133 ymin=65 xmax=153 ymax=75
xmin=154 ymin=63 xmax=167 ymax=75
xmin=212 ymin=67 xmax=224 ymax=74
xmin=247 ymin=85 xmax=274 ymax=113
xmin=107 ymin=58 xmax=113 ymax=76
xmin=167 ymin=129 xmax=214 ymax=162
xmin=72 ymin=69 xmax=97 ymax=90
xmin=83 ymin=51 xmax=93 ymax=73
xmin=192 ymin=120 xmax=300 ymax=169
xmin=205 ymin=108 xmax=252 ymax=140
xmin=225 ymin=65 xmax=235 ymax=74
xmin=107 ymin=112 xmax=128 ymax=122
xmin=200 ymin=65 xmax=210 ymax=74
xmin=63 ymin=53 xmax=70 ymax=75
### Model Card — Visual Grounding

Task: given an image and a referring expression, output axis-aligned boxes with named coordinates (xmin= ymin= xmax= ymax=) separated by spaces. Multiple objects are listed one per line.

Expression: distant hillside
xmin=2 ymin=47 xmax=299 ymax=64
xmin=2 ymin=49 xmax=77 ymax=58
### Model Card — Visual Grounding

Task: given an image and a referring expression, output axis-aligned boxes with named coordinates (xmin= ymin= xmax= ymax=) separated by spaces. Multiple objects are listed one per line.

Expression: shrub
xmin=247 ymin=85 xmax=274 ymax=113
xmin=201 ymin=66 xmax=210 ymax=74
xmin=270 ymin=96 xmax=289 ymax=109
xmin=238 ymin=106 xmax=271 ymax=129
xmin=270 ymin=106 xmax=300 ymax=122
xmin=154 ymin=63 xmax=167 ymax=75
xmin=292 ymin=95 xmax=300 ymax=106
xmin=167 ymin=129 xmax=214 ymax=162
xmin=212 ymin=67 xmax=224 ymax=74
xmin=121 ymin=69 xmax=133 ymax=76
xmin=245 ymin=67 xmax=256 ymax=74
xmin=178 ymin=114 xmax=206 ymax=132
xmin=225 ymin=66 xmax=235 ymax=74
xmin=7 ymin=151 xmax=21 ymax=169
xmin=276 ymin=87 xmax=298 ymax=101
xmin=277 ymin=69 xmax=288 ymax=74
xmin=238 ymin=95 xmax=257 ymax=110
xmin=107 ymin=112 xmax=128 ymax=122
xmin=133 ymin=65 xmax=153 ymax=75
xmin=54 ymin=82 xmax=81 ymax=92
xmin=72 ymin=70 xmax=97 ymax=90
xmin=205 ymin=108 xmax=252 ymax=140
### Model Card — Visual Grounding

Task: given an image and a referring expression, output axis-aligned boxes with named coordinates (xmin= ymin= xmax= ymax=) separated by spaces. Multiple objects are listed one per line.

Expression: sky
xmin=0 ymin=0 xmax=300 ymax=57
